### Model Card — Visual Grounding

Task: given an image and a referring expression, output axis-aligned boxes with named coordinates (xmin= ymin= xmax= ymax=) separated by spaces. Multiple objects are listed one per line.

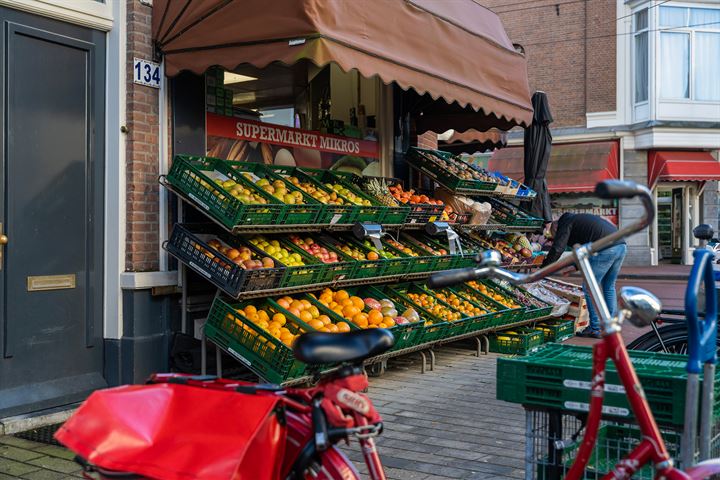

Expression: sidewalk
xmin=0 ymin=436 xmax=83 ymax=479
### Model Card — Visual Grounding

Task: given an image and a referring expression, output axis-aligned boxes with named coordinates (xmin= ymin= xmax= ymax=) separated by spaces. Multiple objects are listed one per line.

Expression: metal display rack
xmin=161 ymin=155 xmax=554 ymax=386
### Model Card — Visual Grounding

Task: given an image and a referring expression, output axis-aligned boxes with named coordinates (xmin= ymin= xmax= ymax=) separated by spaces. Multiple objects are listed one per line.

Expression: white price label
xmin=133 ymin=58 xmax=161 ymax=88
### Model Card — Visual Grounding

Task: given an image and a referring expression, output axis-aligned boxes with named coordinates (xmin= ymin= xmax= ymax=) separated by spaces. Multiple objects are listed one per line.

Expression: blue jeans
xmin=584 ymin=244 xmax=627 ymax=332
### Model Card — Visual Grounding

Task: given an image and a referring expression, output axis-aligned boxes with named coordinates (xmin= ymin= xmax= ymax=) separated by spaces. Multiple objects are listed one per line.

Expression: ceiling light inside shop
xmin=224 ymin=72 xmax=257 ymax=85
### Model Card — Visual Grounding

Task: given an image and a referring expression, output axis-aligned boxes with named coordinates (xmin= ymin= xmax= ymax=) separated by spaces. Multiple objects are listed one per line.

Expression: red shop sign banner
xmin=206 ymin=113 xmax=379 ymax=159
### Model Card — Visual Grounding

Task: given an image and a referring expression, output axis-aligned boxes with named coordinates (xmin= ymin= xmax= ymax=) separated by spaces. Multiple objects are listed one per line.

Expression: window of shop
xmin=634 ymin=8 xmax=649 ymax=104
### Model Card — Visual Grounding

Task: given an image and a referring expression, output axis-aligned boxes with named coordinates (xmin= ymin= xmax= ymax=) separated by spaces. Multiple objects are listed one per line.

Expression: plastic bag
xmin=523 ymin=282 xmax=570 ymax=317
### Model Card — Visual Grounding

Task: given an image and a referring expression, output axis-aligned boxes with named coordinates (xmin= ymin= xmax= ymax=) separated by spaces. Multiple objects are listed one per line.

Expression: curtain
xmin=660 ymin=6 xmax=687 ymax=27
xmin=690 ymin=8 xmax=720 ymax=28
xmin=660 ymin=32 xmax=690 ymax=98
xmin=635 ymin=32 xmax=648 ymax=102
xmin=695 ymin=32 xmax=720 ymax=101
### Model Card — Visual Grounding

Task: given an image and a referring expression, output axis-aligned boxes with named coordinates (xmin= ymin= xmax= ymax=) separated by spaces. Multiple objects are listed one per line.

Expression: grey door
xmin=0 ymin=8 xmax=106 ymax=417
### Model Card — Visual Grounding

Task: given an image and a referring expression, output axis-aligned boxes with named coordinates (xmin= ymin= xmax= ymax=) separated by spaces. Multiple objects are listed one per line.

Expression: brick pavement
xmin=0 ymin=435 xmax=84 ymax=479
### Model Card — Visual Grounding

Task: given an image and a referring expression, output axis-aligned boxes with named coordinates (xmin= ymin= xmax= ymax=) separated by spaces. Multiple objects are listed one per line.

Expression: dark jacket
xmin=542 ymin=213 xmax=624 ymax=266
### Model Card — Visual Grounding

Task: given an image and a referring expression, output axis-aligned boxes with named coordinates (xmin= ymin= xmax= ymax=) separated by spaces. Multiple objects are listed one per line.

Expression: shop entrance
xmin=0 ymin=8 xmax=106 ymax=417
xmin=655 ymin=183 xmax=700 ymax=265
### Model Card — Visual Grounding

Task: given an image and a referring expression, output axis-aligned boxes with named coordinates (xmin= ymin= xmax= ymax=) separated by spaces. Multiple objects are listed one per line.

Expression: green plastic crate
xmin=406 ymin=147 xmax=499 ymax=192
xmin=489 ymin=328 xmax=544 ymax=355
xmin=225 ymin=161 xmax=323 ymax=224
xmin=353 ymin=237 xmax=411 ymax=277
xmin=301 ymin=168 xmax=390 ymax=223
xmin=534 ymin=319 xmax=575 ymax=343
xmin=204 ymin=296 xmax=306 ymax=384
xmin=403 ymin=234 xmax=456 ymax=271
xmin=320 ymin=235 xmax=388 ymax=279
xmin=497 ymin=343 xmax=720 ymax=427
xmin=266 ymin=165 xmax=358 ymax=225
xmin=487 ymin=280 xmax=553 ymax=320
xmin=387 ymin=284 xmax=462 ymax=341
xmin=361 ymin=285 xmax=426 ymax=350
xmin=288 ymin=234 xmax=357 ymax=283
xmin=245 ymin=236 xmax=328 ymax=287
xmin=326 ymin=171 xmax=413 ymax=225
xmin=384 ymin=238 xmax=437 ymax=274
xmin=450 ymin=285 xmax=515 ymax=330
xmin=484 ymin=196 xmax=545 ymax=228
xmin=166 ymin=155 xmax=286 ymax=228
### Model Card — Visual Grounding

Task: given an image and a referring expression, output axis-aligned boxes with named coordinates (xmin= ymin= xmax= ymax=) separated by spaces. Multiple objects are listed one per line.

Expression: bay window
xmin=658 ymin=5 xmax=720 ymax=102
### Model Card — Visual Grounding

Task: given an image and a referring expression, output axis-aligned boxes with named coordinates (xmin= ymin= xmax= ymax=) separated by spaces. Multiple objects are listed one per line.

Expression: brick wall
xmin=479 ymin=0 xmax=616 ymax=128
xmin=126 ymin=0 xmax=160 ymax=272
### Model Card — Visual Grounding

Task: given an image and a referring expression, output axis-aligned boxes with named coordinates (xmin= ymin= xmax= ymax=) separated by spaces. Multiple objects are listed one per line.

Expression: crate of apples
xmin=213 ymin=177 xmax=270 ymax=205
xmin=207 ymin=238 xmax=275 ymax=270
xmin=255 ymin=178 xmax=306 ymax=205
xmin=286 ymin=176 xmax=346 ymax=205
xmin=249 ymin=236 xmax=306 ymax=267
xmin=289 ymin=235 xmax=343 ymax=264
xmin=274 ymin=295 xmax=351 ymax=333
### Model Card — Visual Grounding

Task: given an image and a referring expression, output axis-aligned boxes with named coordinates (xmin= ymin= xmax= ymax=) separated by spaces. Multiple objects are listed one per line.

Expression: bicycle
xmin=428 ymin=180 xmax=720 ymax=479
xmin=56 ymin=329 xmax=394 ymax=480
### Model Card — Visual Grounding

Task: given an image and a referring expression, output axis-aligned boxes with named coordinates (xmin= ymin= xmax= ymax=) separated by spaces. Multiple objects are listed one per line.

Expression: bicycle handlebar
xmin=428 ymin=180 xmax=655 ymax=289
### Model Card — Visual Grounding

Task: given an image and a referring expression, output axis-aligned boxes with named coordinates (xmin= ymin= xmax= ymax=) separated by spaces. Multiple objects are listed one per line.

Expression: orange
xmin=368 ymin=310 xmax=383 ymax=325
xmin=308 ymin=306 xmax=320 ymax=318
xmin=337 ymin=321 xmax=351 ymax=332
xmin=342 ymin=305 xmax=360 ymax=319
xmin=288 ymin=307 xmax=301 ymax=317
xmin=257 ymin=310 xmax=269 ymax=322
xmin=352 ymin=314 xmax=369 ymax=328
xmin=366 ymin=251 xmax=379 ymax=261
xmin=272 ymin=313 xmax=286 ymax=325
xmin=350 ymin=296 xmax=364 ymax=310
xmin=318 ymin=294 xmax=332 ymax=305
xmin=327 ymin=323 xmax=339 ymax=333
xmin=290 ymin=300 xmax=304 ymax=311
xmin=277 ymin=298 xmax=290 ymax=309
xmin=341 ymin=298 xmax=354 ymax=307
xmin=368 ymin=324 xmax=378 ymax=328
xmin=334 ymin=290 xmax=349 ymax=302
xmin=319 ymin=326 xmax=330 ymax=333
xmin=299 ymin=310 xmax=313 ymax=323
xmin=309 ymin=319 xmax=325 ymax=330
xmin=378 ymin=322 xmax=387 ymax=328
xmin=318 ymin=315 xmax=332 ymax=326
xmin=300 ymin=299 xmax=312 ymax=309
xmin=244 ymin=305 xmax=257 ymax=316
xmin=383 ymin=316 xmax=395 ymax=327
xmin=279 ymin=327 xmax=290 ymax=336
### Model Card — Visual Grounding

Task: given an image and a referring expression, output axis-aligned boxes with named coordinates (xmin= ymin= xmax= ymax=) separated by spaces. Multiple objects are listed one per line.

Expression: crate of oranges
xmin=269 ymin=294 xmax=354 ymax=334
xmin=386 ymin=284 xmax=458 ymax=343
xmin=430 ymin=285 xmax=510 ymax=332
xmin=456 ymin=282 xmax=520 ymax=329
xmin=204 ymin=296 xmax=308 ymax=384
xmin=314 ymin=288 xmax=425 ymax=351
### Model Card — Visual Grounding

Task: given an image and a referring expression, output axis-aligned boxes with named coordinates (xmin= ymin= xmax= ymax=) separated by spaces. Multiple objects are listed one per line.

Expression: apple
xmin=394 ymin=316 xmax=409 ymax=325
xmin=364 ymin=298 xmax=382 ymax=310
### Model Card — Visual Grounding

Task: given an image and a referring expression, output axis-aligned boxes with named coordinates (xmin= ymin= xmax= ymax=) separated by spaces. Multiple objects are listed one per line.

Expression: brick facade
xmin=480 ymin=0 xmax=616 ymax=127
xmin=126 ymin=0 xmax=160 ymax=272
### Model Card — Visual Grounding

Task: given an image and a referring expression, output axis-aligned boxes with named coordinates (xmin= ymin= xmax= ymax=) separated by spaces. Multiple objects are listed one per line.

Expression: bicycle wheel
xmin=627 ymin=324 xmax=720 ymax=354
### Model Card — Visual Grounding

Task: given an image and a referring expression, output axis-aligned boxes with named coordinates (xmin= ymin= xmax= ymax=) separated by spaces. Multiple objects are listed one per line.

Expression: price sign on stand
xmin=133 ymin=58 xmax=161 ymax=88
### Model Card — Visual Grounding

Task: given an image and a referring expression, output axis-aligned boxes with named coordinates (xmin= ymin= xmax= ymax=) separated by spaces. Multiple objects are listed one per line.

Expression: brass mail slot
xmin=27 ymin=274 xmax=76 ymax=292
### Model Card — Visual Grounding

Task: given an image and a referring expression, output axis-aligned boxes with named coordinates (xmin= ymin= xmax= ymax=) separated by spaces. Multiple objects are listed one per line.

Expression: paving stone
xmin=26 ymin=456 xmax=81 ymax=475
xmin=22 ymin=470 xmax=71 ymax=480
xmin=32 ymin=446 xmax=76 ymax=461
xmin=0 ymin=457 xmax=41 ymax=476
xmin=0 ymin=436 xmax=46 ymax=450
xmin=0 ymin=444 xmax=45 ymax=462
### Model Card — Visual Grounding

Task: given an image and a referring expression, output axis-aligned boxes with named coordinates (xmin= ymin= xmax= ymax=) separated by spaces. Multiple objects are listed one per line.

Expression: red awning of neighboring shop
xmin=488 ymin=141 xmax=619 ymax=193
xmin=648 ymin=151 xmax=720 ymax=188
xmin=152 ymin=0 xmax=533 ymax=131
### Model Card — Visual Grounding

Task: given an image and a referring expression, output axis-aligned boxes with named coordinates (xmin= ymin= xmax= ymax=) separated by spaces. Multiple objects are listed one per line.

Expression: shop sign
xmin=207 ymin=113 xmax=379 ymax=159
xmin=133 ymin=58 xmax=161 ymax=88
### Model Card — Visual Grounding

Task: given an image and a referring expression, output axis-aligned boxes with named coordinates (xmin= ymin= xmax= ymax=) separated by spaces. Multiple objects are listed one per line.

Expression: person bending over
xmin=541 ymin=213 xmax=626 ymax=338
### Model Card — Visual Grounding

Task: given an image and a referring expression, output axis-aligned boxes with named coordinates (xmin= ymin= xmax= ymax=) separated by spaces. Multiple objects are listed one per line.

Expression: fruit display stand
xmin=161 ymin=154 xmax=560 ymax=384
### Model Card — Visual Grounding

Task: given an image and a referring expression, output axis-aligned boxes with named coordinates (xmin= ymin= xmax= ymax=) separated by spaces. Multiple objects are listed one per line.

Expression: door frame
xmin=652 ymin=181 xmax=702 ymax=265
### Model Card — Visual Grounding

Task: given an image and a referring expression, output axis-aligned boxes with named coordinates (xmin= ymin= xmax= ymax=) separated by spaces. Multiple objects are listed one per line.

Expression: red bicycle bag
xmin=55 ymin=383 xmax=286 ymax=480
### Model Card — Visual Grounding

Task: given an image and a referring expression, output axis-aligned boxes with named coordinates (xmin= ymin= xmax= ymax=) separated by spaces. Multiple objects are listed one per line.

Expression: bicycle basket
xmin=55 ymin=383 xmax=286 ymax=480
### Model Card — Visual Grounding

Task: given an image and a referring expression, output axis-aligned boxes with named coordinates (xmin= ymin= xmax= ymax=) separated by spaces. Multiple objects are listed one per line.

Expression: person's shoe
xmin=577 ymin=328 xmax=601 ymax=339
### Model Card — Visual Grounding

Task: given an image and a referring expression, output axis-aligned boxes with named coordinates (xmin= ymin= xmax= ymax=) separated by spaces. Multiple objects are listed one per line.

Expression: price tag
xmin=133 ymin=58 xmax=161 ymax=88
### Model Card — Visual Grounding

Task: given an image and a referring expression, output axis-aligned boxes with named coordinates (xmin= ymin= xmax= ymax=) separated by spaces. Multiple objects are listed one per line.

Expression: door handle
xmin=0 ymin=223 xmax=8 ymax=270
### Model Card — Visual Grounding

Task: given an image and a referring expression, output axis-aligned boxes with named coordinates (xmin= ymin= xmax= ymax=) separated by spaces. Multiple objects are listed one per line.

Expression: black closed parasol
xmin=523 ymin=91 xmax=553 ymax=222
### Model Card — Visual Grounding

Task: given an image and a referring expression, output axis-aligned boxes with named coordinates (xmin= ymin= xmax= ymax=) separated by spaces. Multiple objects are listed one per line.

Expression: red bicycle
xmin=429 ymin=180 xmax=720 ymax=480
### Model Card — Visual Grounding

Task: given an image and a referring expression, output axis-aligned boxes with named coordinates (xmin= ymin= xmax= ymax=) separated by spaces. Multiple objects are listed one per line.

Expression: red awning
xmin=488 ymin=141 xmax=619 ymax=193
xmin=648 ymin=151 xmax=720 ymax=188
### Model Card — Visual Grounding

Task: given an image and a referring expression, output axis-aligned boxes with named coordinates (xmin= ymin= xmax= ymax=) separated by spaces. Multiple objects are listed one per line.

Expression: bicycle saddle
xmin=293 ymin=329 xmax=395 ymax=365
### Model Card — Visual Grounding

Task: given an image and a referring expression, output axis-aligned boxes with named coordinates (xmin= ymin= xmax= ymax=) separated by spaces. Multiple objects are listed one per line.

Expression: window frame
xmin=633 ymin=7 xmax=650 ymax=106
xmin=657 ymin=3 xmax=720 ymax=103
